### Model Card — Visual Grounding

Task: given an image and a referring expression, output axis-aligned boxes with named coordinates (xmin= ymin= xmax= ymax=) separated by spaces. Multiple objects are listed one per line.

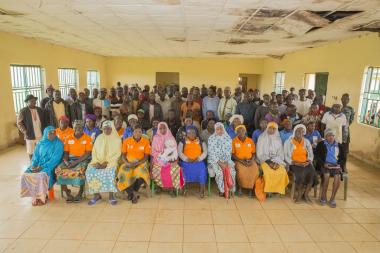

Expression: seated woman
xmin=55 ymin=120 xmax=92 ymax=203
xmin=226 ymin=114 xmax=243 ymax=139
xmin=147 ymin=117 xmax=160 ymax=142
xmin=117 ymin=124 xmax=150 ymax=204
xmin=151 ymin=122 xmax=184 ymax=196
xmin=178 ymin=126 xmax=208 ymax=198
xmin=232 ymin=125 xmax=259 ymax=196
xmin=316 ymin=129 xmax=346 ymax=208
xmin=84 ymin=114 xmax=101 ymax=143
xmin=56 ymin=115 xmax=74 ymax=142
xmin=208 ymin=122 xmax=236 ymax=197
xmin=200 ymin=118 xmax=216 ymax=143
xmin=279 ymin=119 xmax=293 ymax=144
xmin=114 ymin=115 xmax=125 ymax=137
xmin=284 ymin=124 xmax=315 ymax=203
xmin=264 ymin=102 xmax=281 ymax=124
xmin=252 ymin=119 xmax=267 ymax=144
xmin=86 ymin=121 xmax=121 ymax=205
xmin=257 ymin=122 xmax=289 ymax=196
xmin=21 ymin=126 xmax=64 ymax=206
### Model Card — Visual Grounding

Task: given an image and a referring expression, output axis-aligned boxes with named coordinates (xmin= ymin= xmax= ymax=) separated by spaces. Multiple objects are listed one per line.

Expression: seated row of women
xmin=21 ymin=119 xmax=344 ymax=208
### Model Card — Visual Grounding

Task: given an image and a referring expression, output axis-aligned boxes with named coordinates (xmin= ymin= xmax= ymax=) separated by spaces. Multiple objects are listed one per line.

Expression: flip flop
xmin=328 ymin=200 xmax=337 ymax=208
xmin=88 ymin=197 xmax=101 ymax=206
xmin=320 ymin=199 xmax=327 ymax=206
xmin=109 ymin=199 xmax=118 ymax=205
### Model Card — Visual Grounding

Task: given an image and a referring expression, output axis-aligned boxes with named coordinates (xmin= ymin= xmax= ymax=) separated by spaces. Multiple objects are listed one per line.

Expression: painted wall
xmin=260 ymin=33 xmax=380 ymax=164
xmin=0 ymin=31 xmax=107 ymax=150
xmin=105 ymin=57 xmax=263 ymax=88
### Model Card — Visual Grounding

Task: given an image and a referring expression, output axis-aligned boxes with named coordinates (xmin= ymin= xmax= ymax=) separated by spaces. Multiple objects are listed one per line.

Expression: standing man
xmin=254 ymin=94 xmax=271 ymax=129
xmin=341 ymin=93 xmax=355 ymax=154
xmin=321 ymin=103 xmax=347 ymax=146
xmin=236 ymin=91 xmax=257 ymax=135
xmin=17 ymin=95 xmax=47 ymax=159
xmin=140 ymin=92 xmax=163 ymax=122
xmin=293 ymin=88 xmax=312 ymax=116
xmin=202 ymin=86 xmax=220 ymax=120
xmin=181 ymin=87 xmax=189 ymax=100
xmin=181 ymin=93 xmax=201 ymax=124
xmin=93 ymin=88 xmax=111 ymax=119
xmin=70 ymin=90 xmax=93 ymax=122
xmin=40 ymin=84 xmax=54 ymax=109
xmin=171 ymin=90 xmax=184 ymax=122
xmin=157 ymin=89 xmax=172 ymax=120
xmin=217 ymin=86 xmax=237 ymax=121
xmin=92 ymin=88 xmax=99 ymax=100
xmin=66 ymin=88 xmax=78 ymax=106
xmin=45 ymin=90 xmax=70 ymax=127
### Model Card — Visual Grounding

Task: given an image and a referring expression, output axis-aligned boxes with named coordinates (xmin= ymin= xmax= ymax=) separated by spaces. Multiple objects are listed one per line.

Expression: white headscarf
xmin=292 ymin=124 xmax=306 ymax=138
xmin=256 ymin=123 xmax=285 ymax=165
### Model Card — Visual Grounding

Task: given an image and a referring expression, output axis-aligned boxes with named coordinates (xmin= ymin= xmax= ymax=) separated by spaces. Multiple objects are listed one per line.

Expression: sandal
xmin=320 ymin=199 xmax=327 ymax=206
xmin=109 ymin=199 xmax=118 ymax=205
xmin=88 ymin=196 xmax=102 ymax=206
xmin=328 ymin=200 xmax=337 ymax=208
xmin=73 ymin=195 xmax=82 ymax=203
xmin=131 ymin=195 xmax=140 ymax=204
xmin=66 ymin=195 xmax=74 ymax=203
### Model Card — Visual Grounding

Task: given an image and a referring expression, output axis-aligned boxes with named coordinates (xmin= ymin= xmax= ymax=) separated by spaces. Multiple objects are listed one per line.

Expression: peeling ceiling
xmin=0 ymin=0 xmax=379 ymax=58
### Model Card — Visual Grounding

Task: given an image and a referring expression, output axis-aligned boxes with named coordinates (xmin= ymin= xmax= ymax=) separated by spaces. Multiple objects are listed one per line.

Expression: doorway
xmin=304 ymin=72 xmax=329 ymax=97
xmin=238 ymin=73 xmax=260 ymax=91
xmin=156 ymin=72 xmax=179 ymax=88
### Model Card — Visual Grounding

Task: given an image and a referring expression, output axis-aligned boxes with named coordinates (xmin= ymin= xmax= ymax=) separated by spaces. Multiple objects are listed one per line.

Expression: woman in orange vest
xmin=178 ymin=125 xmax=208 ymax=198
xmin=232 ymin=125 xmax=259 ymax=197
xmin=55 ymin=115 xmax=73 ymax=143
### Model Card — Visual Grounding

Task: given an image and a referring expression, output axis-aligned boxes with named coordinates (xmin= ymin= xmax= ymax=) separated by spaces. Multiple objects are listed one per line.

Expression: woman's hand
xmin=32 ymin=166 xmax=42 ymax=172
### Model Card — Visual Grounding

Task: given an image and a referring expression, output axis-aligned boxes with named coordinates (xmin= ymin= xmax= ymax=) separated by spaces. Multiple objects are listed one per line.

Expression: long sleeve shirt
xmin=217 ymin=97 xmax=237 ymax=120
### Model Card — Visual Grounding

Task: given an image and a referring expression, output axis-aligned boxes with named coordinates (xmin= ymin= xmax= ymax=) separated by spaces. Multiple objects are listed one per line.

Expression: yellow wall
xmin=105 ymin=57 xmax=263 ymax=88
xmin=0 ymin=31 xmax=107 ymax=150
xmin=260 ymin=34 xmax=380 ymax=164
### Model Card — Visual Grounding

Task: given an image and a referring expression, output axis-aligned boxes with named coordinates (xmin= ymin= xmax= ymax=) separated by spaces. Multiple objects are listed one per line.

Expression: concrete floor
xmin=0 ymin=145 xmax=379 ymax=253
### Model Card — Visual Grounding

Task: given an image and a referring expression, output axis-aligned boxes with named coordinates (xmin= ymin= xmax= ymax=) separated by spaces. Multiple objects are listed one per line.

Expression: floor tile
xmin=332 ymin=224 xmax=376 ymax=242
xmin=147 ymin=242 xmax=182 ymax=253
xmin=212 ymin=210 xmax=242 ymax=224
xmin=274 ymin=224 xmax=312 ymax=242
xmin=303 ymin=224 xmax=344 ymax=242
xmin=183 ymin=242 xmax=217 ymax=253
xmin=96 ymin=208 xmax=129 ymax=222
xmin=344 ymin=209 xmax=380 ymax=223
xmin=184 ymin=225 xmax=215 ymax=242
xmin=317 ymin=209 xmax=356 ymax=223
xmin=4 ymin=239 xmax=47 ymax=253
xmin=361 ymin=223 xmax=380 ymax=240
xmin=184 ymin=210 xmax=212 ymax=224
xmin=0 ymin=220 xmax=35 ymax=238
xmin=40 ymin=239 xmax=80 ymax=253
xmin=250 ymin=242 xmax=286 ymax=253
xmin=125 ymin=209 xmax=156 ymax=223
xmin=150 ymin=224 xmax=183 ymax=242
xmin=112 ymin=242 xmax=149 ymax=253
xmin=218 ymin=243 xmax=253 ymax=253
xmin=244 ymin=225 xmax=281 ymax=242
xmin=85 ymin=222 xmax=123 ymax=241
xmin=118 ymin=223 xmax=153 ymax=242
xmin=0 ymin=239 xmax=14 ymax=252
xmin=53 ymin=222 xmax=93 ymax=240
xmin=350 ymin=242 xmax=380 ymax=253
xmin=292 ymin=210 xmax=327 ymax=224
xmin=317 ymin=242 xmax=356 ymax=253
xmin=155 ymin=209 xmax=183 ymax=224
xmin=284 ymin=242 xmax=321 ymax=253
xmin=265 ymin=210 xmax=299 ymax=224
xmin=239 ymin=210 xmax=271 ymax=225
xmin=20 ymin=221 xmax=63 ymax=239
xmin=214 ymin=225 xmax=248 ymax=242
xmin=77 ymin=240 xmax=115 ymax=253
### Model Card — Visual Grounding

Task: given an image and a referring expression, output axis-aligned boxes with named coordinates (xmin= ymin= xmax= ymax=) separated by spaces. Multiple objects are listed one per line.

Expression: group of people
xmin=18 ymin=82 xmax=354 ymax=208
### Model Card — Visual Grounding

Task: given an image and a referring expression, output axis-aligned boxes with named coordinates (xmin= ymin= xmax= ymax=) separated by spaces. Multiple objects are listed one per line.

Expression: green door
xmin=315 ymin=72 xmax=329 ymax=97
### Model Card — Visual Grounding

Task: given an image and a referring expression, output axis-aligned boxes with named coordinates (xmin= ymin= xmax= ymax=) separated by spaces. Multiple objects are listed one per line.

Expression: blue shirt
xmin=305 ymin=130 xmax=321 ymax=148
xmin=252 ymin=129 xmax=262 ymax=144
xmin=324 ymin=140 xmax=338 ymax=165
xmin=279 ymin=129 xmax=292 ymax=144
xmin=226 ymin=125 xmax=236 ymax=139
xmin=84 ymin=126 xmax=101 ymax=139
xmin=122 ymin=127 xmax=146 ymax=140
xmin=202 ymin=96 xmax=220 ymax=120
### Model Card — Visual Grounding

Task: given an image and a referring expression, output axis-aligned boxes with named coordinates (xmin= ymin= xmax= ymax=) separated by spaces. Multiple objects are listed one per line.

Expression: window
xmin=274 ymin=72 xmax=285 ymax=94
xmin=304 ymin=73 xmax=316 ymax=90
xmin=10 ymin=65 xmax=44 ymax=114
xmin=58 ymin=68 xmax=78 ymax=99
xmin=87 ymin=70 xmax=100 ymax=96
xmin=358 ymin=67 xmax=380 ymax=128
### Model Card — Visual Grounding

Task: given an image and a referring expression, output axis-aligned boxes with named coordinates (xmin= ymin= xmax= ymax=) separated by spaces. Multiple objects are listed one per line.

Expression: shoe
xmin=328 ymin=200 xmax=336 ymax=208
xmin=320 ymin=199 xmax=327 ymax=206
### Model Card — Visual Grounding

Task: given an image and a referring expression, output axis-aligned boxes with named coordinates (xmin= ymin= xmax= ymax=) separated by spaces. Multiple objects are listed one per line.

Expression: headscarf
xmin=229 ymin=114 xmax=244 ymax=125
xmin=185 ymin=125 xmax=199 ymax=135
xmin=90 ymin=121 xmax=121 ymax=168
xmin=85 ymin=114 xmax=97 ymax=121
xmin=30 ymin=126 xmax=64 ymax=188
xmin=235 ymin=124 xmax=246 ymax=133
xmin=128 ymin=114 xmax=138 ymax=122
xmin=208 ymin=122 xmax=232 ymax=164
xmin=324 ymin=128 xmax=335 ymax=136
xmin=292 ymin=124 xmax=306 ymax=138
xmin=151 ymin=122 xmax=176 ymax=159
xmin=256 ymin=122 xmax=285 ymax=165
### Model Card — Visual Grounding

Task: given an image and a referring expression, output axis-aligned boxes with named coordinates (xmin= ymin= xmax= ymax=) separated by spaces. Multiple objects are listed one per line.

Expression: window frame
xmin=274 ymin=71 xmax=285 ymax=94
xmin=58 ymin=68 xmax=78 ymax=99
xmin=358 ymin=66 xmax=380 ymax=128
xmin=87 ymin=70 xmax=100 ymax=96
xmin=10 ymin=64 xmax=45 ymax=114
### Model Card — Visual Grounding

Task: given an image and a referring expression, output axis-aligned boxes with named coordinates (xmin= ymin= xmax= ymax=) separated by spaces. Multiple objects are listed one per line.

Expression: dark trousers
xmin=125 ymin=178 xmax=145 ymax=196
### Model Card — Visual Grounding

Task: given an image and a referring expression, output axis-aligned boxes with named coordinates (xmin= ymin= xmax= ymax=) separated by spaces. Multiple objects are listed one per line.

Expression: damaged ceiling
xmin=0 ymin=0 xmax=379 ymax=58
